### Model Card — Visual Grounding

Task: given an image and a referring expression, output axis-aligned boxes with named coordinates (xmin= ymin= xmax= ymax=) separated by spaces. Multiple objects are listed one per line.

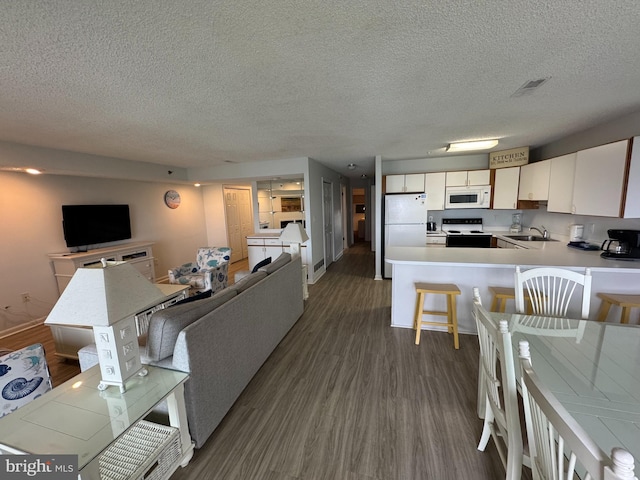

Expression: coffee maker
xmin=600 ymin=229 xmax=640 ymax=260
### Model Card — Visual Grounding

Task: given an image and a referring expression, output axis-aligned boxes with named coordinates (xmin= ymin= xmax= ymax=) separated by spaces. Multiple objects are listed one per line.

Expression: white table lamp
xmin=45 ymin=259 xmax=166 ymax=392
xmin=279 ymin=223 xmax=309 ymax=258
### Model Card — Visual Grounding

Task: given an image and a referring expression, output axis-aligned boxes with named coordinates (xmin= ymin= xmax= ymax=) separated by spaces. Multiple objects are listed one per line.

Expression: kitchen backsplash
xmin=426 ymin=207 xmax=640 ymax=243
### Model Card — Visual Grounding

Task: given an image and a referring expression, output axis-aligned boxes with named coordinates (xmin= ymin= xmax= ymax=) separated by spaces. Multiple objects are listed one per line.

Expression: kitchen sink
xmin=505 ymin=235 xmax=558 ymax=242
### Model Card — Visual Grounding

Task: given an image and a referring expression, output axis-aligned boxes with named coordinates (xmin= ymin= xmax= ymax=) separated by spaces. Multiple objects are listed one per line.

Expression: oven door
xmin=446 ymin=235 xmax=492 ymax=248
xmin=445 ymin=186 xmax=491 ymax=209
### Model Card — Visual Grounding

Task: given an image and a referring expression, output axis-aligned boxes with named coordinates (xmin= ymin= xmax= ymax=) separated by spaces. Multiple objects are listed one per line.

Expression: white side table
xmin=0 ymin=365 xmax=194 ymax=480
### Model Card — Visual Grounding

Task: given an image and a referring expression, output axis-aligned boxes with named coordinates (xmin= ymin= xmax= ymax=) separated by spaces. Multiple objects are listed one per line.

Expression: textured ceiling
xmin=2 ymin=1 xmax=640 ymax=179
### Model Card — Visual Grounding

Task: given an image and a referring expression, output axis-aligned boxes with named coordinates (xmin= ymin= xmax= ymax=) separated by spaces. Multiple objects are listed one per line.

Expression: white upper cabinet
xmin=547 ymin=153 xmax=577 ymax=213
xmin=445 ymin=169 xmax=490 ymax=187
xmin=623 ymin=136 xmax=640 ymax=218
xmin=518 ymin=160 xmax=550 ymax=201
xmin=425 ymin=172 xmax=446 ymax=210
xmin=492 ymin=167 xmax=520 ymax=209
xmin=572 ymin=140 xmax=629 ymax=217
xmin=385 ymin=174 xmax=425 ymax=193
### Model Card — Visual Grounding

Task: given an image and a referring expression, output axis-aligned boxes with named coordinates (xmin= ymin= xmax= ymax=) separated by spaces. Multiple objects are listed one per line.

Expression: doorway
xmin=322 ymin=180 xmax=334 ymax=270
xmin=224 ymin=187 xmax=252 ymax=263
xmin=352 ymin=187 xmax=366 ymax=243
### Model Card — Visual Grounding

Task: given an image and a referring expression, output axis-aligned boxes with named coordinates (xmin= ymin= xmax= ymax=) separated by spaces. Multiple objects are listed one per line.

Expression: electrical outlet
xmin=21 ymin=292 xmax=30 ymax=303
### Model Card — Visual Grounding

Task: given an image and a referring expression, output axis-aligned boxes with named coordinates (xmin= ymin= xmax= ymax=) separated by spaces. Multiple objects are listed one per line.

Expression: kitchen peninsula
xmin=386 ymin=238 xmax=640 ymax=334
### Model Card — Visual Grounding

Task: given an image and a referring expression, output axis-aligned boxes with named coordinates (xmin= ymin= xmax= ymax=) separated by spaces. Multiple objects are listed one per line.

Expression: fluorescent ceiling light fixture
xmin=446 ymin=140 xmax=499 ymax=152
xmin=25 ymin=168 xmax=42 ymax=175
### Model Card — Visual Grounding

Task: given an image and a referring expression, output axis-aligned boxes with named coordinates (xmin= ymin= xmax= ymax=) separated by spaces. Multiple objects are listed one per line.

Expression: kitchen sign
xmin=490 ymin=146 xmax=529 ymax=169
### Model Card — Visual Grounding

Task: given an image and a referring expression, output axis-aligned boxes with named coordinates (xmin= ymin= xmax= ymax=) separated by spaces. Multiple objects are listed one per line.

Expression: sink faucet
xmin=529 ymin=225 xmax=549 ymax=239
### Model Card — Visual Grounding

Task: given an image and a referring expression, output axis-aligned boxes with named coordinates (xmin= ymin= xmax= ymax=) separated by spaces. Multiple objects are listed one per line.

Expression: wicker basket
xmin=100 ymin=420 xmax=181 ymax=480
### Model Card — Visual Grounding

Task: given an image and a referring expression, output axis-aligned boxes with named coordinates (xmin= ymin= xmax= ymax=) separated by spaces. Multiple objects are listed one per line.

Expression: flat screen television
xmin=62 ymin=204 xmax=132 ymax=248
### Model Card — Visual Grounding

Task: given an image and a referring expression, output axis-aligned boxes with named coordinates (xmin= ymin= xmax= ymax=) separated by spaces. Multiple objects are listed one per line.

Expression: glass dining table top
xmin=490 ymin=312 xmax=640 ymax=462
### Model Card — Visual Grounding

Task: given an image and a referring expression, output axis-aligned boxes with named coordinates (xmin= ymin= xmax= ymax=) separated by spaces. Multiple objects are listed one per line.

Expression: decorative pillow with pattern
xmin=0 ymin=343 xmax=52 ymax=417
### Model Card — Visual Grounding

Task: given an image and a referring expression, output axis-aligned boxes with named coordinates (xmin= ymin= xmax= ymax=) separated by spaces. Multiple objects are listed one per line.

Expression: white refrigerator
xmin=384 ymin=193 xmax=428 ymax=278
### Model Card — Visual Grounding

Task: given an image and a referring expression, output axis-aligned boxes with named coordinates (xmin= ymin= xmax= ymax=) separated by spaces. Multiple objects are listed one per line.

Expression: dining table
xmin=488 ymin=312 xmax=640 ymax=463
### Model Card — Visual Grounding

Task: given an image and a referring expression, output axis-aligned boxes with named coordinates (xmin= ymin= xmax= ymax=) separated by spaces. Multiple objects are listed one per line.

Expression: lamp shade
xmin=279 ymin=223 xmax=309 ymax=243
xmin=45 ymin=260 xmax=166 ymax=327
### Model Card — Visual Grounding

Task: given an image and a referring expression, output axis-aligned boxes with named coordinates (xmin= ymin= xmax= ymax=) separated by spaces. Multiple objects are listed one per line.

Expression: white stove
xmin=442 ymin=218 xmax=492 ymax=247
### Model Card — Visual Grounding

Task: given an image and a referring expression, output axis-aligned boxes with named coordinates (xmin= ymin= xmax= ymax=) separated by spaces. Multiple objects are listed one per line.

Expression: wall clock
xmin=164 ymin=190 xmax=181 ymax=209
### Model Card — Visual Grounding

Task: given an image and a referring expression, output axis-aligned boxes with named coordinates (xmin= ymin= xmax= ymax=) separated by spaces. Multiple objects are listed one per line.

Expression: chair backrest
xmin=472 ymin=288 xmax=523 ymax=477
xmin=518 ymin=341 xmax=637 ymax=480
xmin=514 ymin=266 xmax=592 ymax=319
xmin=0 ymin=343 xmax=53 ymax=417
xmin=511 ymin=315 xmax=587 ymax=343
xmin=196 ymin=247 xmax=232 ymax=270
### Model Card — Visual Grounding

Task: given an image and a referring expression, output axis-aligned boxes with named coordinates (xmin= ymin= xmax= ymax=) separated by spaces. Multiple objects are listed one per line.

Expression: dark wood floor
xmin=170 ymin=243 xmax=506 ymax=480
xmin=1 ymin=245 xmax=510 ymax=479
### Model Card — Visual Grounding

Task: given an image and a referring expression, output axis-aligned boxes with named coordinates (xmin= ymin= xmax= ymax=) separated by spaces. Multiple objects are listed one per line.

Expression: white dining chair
xmin=510 ymin=315 xmax=588 ymax=344
xmin=518 ymin=340 xmax=637 ymax=480
xmin=514 ymin=266 xmax=592 ymax=319
xmin=473 ymin=288 xmax=524 ymax=480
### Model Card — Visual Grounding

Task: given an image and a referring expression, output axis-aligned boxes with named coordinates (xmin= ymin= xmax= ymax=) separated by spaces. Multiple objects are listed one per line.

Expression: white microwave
xmin=445 ymin=185 xmax=491 ymax=209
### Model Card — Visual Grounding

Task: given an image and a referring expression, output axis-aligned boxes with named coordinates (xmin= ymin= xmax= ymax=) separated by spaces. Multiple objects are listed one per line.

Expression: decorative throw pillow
xmin=251 ymin=256 xmax=272 ymax=274
xmin=172 ymin=289 xmax=212 ymax=306
xmin=258 ymin=252 xmax=291 ymax=274
xmin=0 ymin=343 xmax=52 ymax=418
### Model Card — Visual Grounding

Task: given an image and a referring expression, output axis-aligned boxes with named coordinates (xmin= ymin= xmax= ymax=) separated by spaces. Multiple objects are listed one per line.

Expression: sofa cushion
xmin=258 ymin=252 xmax=291 ymax=274
xmin=146 ymin=288 xmax=237 ymax=361
xmin=251 ymin=256 xmax=272 ymax=273
xmin=227 ymin=270 xmax=268 ymax=294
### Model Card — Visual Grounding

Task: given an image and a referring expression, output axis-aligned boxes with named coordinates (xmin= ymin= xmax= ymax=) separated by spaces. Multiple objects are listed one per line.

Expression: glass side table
xmin=0 ymin=365 xmax=194 ymax=479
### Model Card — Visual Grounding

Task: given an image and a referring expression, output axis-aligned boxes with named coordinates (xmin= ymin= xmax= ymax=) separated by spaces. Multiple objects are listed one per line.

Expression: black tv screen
xmin=62 ymin=204 xmax=132 ymax=248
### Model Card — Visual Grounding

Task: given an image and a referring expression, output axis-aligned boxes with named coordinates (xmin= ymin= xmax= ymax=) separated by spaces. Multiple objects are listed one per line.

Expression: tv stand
xmin=48 ymin=241 xmax=155 ymax=295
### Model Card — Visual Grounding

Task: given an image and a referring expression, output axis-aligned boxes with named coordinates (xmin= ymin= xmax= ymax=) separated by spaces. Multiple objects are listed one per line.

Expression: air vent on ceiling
xmin=511 ymin=77 xmax=550 ymax=97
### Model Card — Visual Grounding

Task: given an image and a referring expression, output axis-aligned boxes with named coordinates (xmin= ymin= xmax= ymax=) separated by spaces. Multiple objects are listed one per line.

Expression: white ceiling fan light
xmin=446 ymin=139 xmax=499 ymax=152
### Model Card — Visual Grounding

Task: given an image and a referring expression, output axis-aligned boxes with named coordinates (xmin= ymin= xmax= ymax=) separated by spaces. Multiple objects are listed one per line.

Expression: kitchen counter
xmin=385 ymin=241 xmax=640 ymax=335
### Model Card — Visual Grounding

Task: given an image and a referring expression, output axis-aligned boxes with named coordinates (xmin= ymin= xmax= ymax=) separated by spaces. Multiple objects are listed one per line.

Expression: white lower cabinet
xmin=247 ymin=238 xmax=283 ymax=270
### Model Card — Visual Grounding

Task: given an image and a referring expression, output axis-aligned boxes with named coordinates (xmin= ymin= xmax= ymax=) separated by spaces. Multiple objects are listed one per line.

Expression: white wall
xmin=307 ymin=158 xmax=348 ymax=280
xmin=202 ymin=183 xmax=229 ymax=246
xmin=0 ymin=171 xmax=208 ymax=334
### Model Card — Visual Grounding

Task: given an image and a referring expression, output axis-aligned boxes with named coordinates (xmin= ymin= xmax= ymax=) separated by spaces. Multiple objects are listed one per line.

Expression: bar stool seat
xmin=596 ymin=292 xmax=640 ymax=324
xmin=488 ymin=286 xmax=533 ymax=313
xmin=414 ymin=282 xmax=461 ymax=349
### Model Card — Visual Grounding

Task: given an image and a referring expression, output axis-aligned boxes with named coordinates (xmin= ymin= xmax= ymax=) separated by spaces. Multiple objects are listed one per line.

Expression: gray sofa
xmin=76 ymin=253 xmax=304 ymax=449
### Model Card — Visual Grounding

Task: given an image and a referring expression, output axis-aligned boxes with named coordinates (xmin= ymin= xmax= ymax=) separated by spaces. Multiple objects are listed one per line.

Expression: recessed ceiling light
xmin=446 ymin=140 xmax=499 ymax=152
xmin=194 ymin=183 xmax=201 ymax=187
